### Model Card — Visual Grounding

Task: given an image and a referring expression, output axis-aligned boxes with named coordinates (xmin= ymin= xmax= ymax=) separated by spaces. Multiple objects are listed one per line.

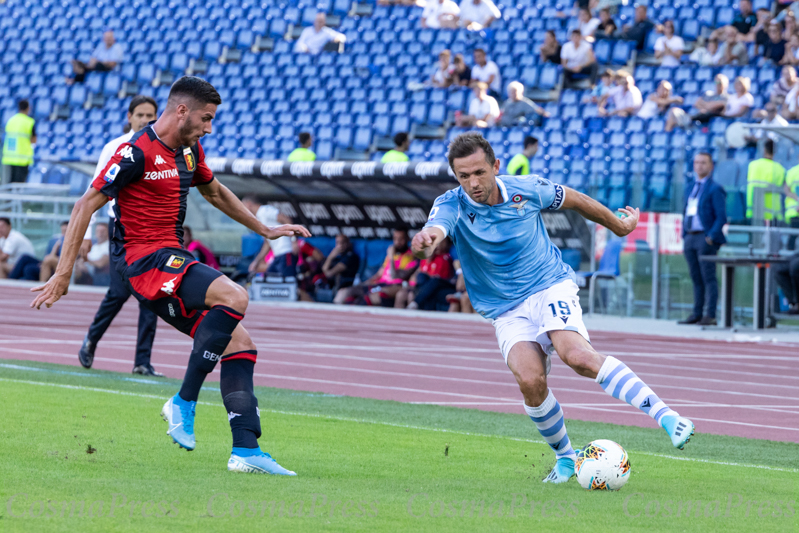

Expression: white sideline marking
xmin=1 ymin=376 xmax=797 ymax=475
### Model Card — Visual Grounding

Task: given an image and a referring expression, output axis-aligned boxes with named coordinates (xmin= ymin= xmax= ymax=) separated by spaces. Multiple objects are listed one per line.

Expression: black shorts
xmin=122 ymin=248 xmax=224 ymax=337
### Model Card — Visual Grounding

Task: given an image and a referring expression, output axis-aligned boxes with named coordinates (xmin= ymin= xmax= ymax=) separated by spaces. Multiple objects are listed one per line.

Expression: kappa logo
xmin=154 ymin=155 xmax=167 ymax=165
xmin=167 ymin=303 xmax=176 ymax=318
xmin=161 ymin=277 xmax=177 ymax=295
xmin=103 ymin=163 xmax=120 ymax=183
xmin=467 ymin=212 xmax=476 ymax=224
xmin=117 ymin=145 xmax=134 ymax=162
xmin=228 ymin=412 xmax=241 ymax=421
xmin=165 ymin=255 xmax=185 ymax=269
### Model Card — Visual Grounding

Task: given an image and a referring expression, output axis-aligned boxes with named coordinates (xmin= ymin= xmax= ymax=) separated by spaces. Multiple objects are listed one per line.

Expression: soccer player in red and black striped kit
xmin=31 ymin=77 xmax=310 ymax=475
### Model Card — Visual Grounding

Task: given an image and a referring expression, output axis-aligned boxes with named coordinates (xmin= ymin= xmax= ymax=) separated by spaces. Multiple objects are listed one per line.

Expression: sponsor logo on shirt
xmin=154 ymin=155 xmax=167 ymax=165
xmin=144 ymin=168 xmax=179 ymax=181
xmin=117 ymin=146 xmax=135 ymax=161
xmin=183 ymin=147 xmax=195 ymax=171
xmin=104 ymin=163 xmax=120 ymax=183
xmin=165 ymin=255 xmax=185 ymax=269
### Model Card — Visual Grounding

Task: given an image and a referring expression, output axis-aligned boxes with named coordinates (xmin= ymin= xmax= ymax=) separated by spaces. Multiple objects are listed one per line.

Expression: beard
xmin=178 ymin=116 xmax=196 ymax=146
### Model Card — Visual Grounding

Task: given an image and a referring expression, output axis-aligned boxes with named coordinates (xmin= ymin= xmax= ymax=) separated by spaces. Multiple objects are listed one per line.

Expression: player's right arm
xmin=412 ymin=226 xmax=445 ymax=260
xmin=413 ymin=191 xmax=458 ymax=259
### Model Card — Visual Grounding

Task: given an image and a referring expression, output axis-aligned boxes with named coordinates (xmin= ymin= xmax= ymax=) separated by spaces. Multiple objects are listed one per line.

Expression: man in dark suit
xmin=679 ymin=152 xmax=728 ymax=326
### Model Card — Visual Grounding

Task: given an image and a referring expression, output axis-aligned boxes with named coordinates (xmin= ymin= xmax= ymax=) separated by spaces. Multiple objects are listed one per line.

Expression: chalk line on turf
xmin=1 ymin=375 xmax=797 ymax=475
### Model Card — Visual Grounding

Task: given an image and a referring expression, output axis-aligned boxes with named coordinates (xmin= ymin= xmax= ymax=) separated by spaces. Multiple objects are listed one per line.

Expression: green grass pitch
xmin=0 ymin=360 xmax=797 ymax=532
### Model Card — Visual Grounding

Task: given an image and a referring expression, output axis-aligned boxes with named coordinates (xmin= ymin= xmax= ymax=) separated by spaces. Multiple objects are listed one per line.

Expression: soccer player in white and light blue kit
xmin=412 ymin=133 xmax=694 ymax=483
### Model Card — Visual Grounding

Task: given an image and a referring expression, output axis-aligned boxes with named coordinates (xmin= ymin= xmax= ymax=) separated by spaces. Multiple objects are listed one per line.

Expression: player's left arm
xmin=195 ymin=179 xmax=311 ymax=240
xmin=559 ymin=186 xmax=639 ymax=237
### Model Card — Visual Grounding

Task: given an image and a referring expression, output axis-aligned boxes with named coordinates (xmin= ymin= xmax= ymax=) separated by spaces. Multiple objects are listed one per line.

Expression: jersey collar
xmin=461 ymin=177 xmax=509 ymax=208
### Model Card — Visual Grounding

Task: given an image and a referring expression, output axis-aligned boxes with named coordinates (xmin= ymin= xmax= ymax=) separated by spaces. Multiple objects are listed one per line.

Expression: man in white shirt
xmin=654 ymin=20 xmax=685 ymax=68
xmin=421 ymin=0 xmax=460 ymax=29
xmin=294 ymin=12 xmax=346 ymax=54
xmin=68 ymin=29 xmax=124 ymax=84
xmin=599 ymin=71 xmax=643 ymax=116
xmin=471 ymin=48 xmax=501 ymax=97
xmin=746 ymin=102 xmax=788 ymax=144
xmin=459 ymin=0 xmax=501 ymax=31
xmin=77 ymin=95 xmax=163 ymax=377
xmin=0 ymin=217 xmax=35 ymax=278
xmin=243 ymin=196 xmax=294 ymax=274
xmin=561 ymin=29 xmax=598 ymax=87
xmin=456 ymin=82 xmax=500 ymax=128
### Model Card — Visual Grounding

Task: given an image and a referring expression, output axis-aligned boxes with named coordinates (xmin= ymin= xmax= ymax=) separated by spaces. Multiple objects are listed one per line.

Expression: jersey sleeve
xmin=191 ymin=141 xmax=215 ymax=187
xmin=423 ymin=191 xmax=459 ymax=238
xmin=518 ymin=175 xmax=566 ymax=211
xmin=91 ymin=143 xmax=145 ymax=199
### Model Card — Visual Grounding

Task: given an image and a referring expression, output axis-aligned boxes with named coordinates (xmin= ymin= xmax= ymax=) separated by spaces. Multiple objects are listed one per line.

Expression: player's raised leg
xmin=549 ymin=330 xmax=695 ymax=450
xmin=507 ymin=342 xmax=577 ymax=483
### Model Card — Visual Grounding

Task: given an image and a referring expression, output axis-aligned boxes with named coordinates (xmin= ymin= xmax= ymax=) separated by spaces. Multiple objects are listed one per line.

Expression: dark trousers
xmin=414 ymin=273 xmax=455 ymax=312
xmin=71 ymin=60 xmax=112 ymax=82
xmin=86 ymin=219 xmax=158 ymax=368
xmin=8 ymin=165 xmax=29 ymax=183
xmin=787 ymin=218 xmax=799 ymax=250
xmin=683 ymin=232 xmax=720 ymax=319
xmin=8 ymin=254 xmax=40 ymax=280
xmin=774 ymin=255 xmax=799 ymax=305
xmin=564 ymin=63 xmax=598 ymax=86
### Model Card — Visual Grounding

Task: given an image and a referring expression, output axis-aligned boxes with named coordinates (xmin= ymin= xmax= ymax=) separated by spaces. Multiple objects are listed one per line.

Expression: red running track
xmin=2 ymin=285 xmax=798 ymax=443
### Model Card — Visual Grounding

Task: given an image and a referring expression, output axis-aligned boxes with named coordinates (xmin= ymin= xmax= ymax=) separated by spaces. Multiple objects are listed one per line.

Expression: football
xmin=575 ymin=439 xmax=631 ymax=491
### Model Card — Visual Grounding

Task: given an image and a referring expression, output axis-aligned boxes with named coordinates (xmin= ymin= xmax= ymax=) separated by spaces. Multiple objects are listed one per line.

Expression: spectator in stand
xmin=782 ymin=33 xmax=799 ymax=65
xmin=458 ymin=0 xmax=501 ymax=31
xmin=456 ymin=82 xmax=500 ymax=128
xmin=431 ymin=49 xmax=454 ymax=88
xmin=2 ymin=99 xmax=36 ymax=184
xmin=506 ymin=136 xmax=539 ymax=176
xmin=724 ymin=76 xmax=754 ymax=119
xmin=654 ymin=20 xmax=684 ymax=67
xmin=334 ymin=227 xmax=419 ymax=306
xmin=402 ymin=237 xmax=455 ymax=311
xmin=498 ymin=81 xmax=549 ymax=127
xmin=598 ymin=70 xmax=642 ymax=117
xmin=287 ymin=132 xmax=316 ymax=162
xmin=596 ymin=8 xmax=617 ymax=39
xmin=688 ymin=37 xmax=720 ymax=66
xmin=294 ymin=13 xmax=346 ymax=54
xmin=637 ymin=80 xmax=683 ymax=120
xmin=294 ymin=238 xmax=326 ymax=301
xmin=183 ymin=226 xmax=220 ymax=269
xmin=577 ymin=7 xmax=600 ymax=40
xmin=714 ymin=26 xmax=749 ymax=65
xmin=539 ymin=31 xmax=562 ymax=65
xmin=67 ymin=29 xmax=124 ymax=84
xmin=8 ymin=221 xmax=68 ymax=281
xmin=38 ymin=221 xmax=69 ymax=281
xmin=621 ymin=5 xmax=654 ymax=51
xmin=666 ymin=74 xmax=730 ymax=131
xmin=773 ymin=254 xmax=799 ymax=314
xmin=770 ymin=66 xmax=797 ymax=102
xmin=322 ymin=234 xmax=361 ymax=296
xmin=471 ymin=48 xmax=501 ymax=98
xmin=782 ymin=74 xmax=799 ymax=118
xmin=243 ymin=196 xmax=293 ymax=274
xmin=731 ymin=0 xmax=758 ymax=37
xmin=584 ymin=68 xmax=615 ymax=104
xmin=561 ymin=29 xmax=598 ymax=86
xmin=446 ymin=262 xmax=474 ymax=313
xmin=74 ymin=223 xmax=110 ymax=286
xmin=451 ymin=54 xmax=472 ymax=86
xmin=421 ymin=0 xmax=460 ymax=29
xmin=746 ymin=102 xmax=788 ymax=145
xmin=381 ymin=132 xmax=411 ymax=163
xmin=0 ymin=217 xmax=34 ymax=279
xmin=783 ymin=10 xmax=797 ymax=40
xmin=763 ymin=22 xmax=788 ymax=65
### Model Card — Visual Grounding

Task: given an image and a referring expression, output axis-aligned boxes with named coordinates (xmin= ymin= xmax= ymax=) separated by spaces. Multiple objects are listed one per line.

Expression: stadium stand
xmin=0 ymin=0 xmax=796 ymax=217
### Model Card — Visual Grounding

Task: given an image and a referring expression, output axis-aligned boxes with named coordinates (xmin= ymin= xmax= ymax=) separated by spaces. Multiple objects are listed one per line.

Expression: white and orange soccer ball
xmin=575 ymin=439 xmax=631 ymax=491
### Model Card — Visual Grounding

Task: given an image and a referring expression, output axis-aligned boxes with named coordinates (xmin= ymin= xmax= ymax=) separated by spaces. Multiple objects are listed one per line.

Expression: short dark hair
xmin=764 ymin=138 xmax=775 ymax=155
xmin=241 ymin=194 xmax=261 ymax=205
xmin=0 ymin=217 xmax=11 ymax=226
xmin=524 ymin=136 xmax=539 ymax=149
xmin=168 ymin=76 xmax=222 ymax=108
xmin=60 ymin=221 xmax=69 ymax=227
xmin=129 ymin=95 xmax=158 ymax=115
xmin=18 ymin=99 xmax=29 ymax=112
xmin=393 ymin=132 xmax=409 ymax=147
xmin=298 ymin=132 xmax=311 ymax=145
xmin=447 ymin=132 xmax=496 ymax=170
xmin=695 ymin=151 xmax=714 ymax=163
xmin=474 ymin=47 xmax=486 ymax=55
xmin=571 ymin=29 xmax=582 ymax=36
xmin=392 ymin=225 xmax=409 ymax=234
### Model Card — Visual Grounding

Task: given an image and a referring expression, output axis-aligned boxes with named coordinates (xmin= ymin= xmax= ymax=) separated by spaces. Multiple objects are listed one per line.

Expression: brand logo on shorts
xmin=154 ymin=155 xmax=167 ymax=165
xmin=161 ymin=277 xmax=177 ymax=295
xmin=183 ymin=147 xmax=195 ymax=171
xmin=168 ymin=303 xmax=176 ymax=317
xmin=228 ymin=411 xmax=241 ymax=421
xmin=104 ymin=163 xmax=120 ymax=183
xmin=203 ymin=351 xmax=221 ymax=362
xmin=117 ymin=145 xmax=135 ymax=162
xmin=166 ymin=255 xmax=185 ymax=269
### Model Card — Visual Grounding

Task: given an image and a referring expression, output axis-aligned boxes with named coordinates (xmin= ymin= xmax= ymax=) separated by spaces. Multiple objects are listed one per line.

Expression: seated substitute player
xmin=30 ymin=76 xmax=311 ymax=476
xmin=412 ymin=132 xmax=695 ymax=484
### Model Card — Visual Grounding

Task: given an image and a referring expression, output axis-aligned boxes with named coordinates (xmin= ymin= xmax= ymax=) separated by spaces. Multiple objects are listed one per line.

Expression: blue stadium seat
xmin=353 ymin=127 xmax=372 ymax=151
xmin=611 ymin=41 xmax=635 ymax=65
xmin=594 ymin=40 xmax=612 ymax=64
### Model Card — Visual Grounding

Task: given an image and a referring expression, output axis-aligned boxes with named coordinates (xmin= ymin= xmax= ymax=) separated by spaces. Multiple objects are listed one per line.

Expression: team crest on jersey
xmin=104 ymin=163 xmax=120 ymax=183
xmin=165 ymin=255 xmax=185 ymax=269
xmin=117 ymin=145 xmax=134 ymax=162
xmin=154 ymin=155 xmax=167 ymax=165
xmin=183 ymin=147 xmax=195 ymax=171
xmin=511 ymin=194 xmax=528 ymax=215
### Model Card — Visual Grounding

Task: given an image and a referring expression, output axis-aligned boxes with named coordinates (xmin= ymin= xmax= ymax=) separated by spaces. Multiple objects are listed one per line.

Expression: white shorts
xmin=492 ymin=279 xmax=590 ymax=365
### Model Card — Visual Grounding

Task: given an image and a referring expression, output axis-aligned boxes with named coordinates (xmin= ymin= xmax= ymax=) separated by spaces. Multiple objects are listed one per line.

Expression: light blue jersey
xmin=424 ymin=176 xmax=574 ymax=319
